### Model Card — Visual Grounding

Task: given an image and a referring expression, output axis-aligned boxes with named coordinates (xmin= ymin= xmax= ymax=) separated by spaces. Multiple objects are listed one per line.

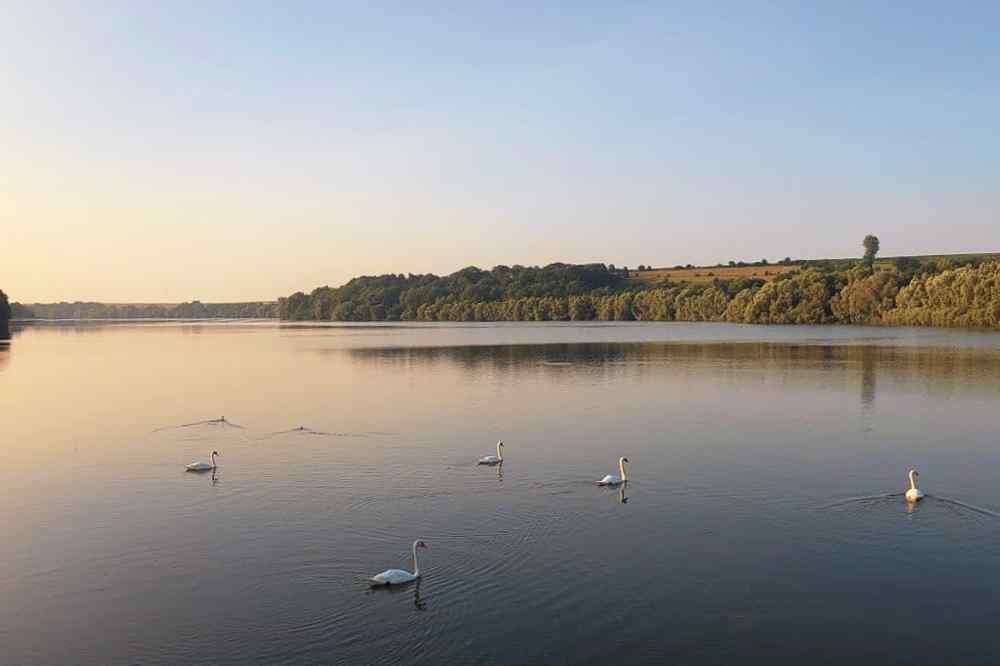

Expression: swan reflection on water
xmin=618 ymin=484 xmax=628 ymax=504
xmin=371 ymin=578 xmax=427 ymax=610
xmin=183 ymin=465 xmax=219 ymax=485
xmin=413 ymin=580 xmax=426 ymax=610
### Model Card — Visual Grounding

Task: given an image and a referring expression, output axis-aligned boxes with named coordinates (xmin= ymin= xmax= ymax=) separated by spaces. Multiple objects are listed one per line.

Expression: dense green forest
xmin=278 ymin=246 xmax=1000 ymax=330
xmin=0 ymin=290 xmax=11 ymax=338
xmin=279 ymin=263 xmax=617 ymax=321
xmin=15 ymin=301 xmax=276 ymax=320
xmin=11 ymin=240 xmax=1000 ymax=329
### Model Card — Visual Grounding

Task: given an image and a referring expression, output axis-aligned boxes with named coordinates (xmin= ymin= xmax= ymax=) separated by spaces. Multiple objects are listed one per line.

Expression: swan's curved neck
xmin=497 ymin=442 xmax=503 ymax=461
xmin=211 ymin=452 xmax=218 ymax=468
xmin=619 ymin=458 xmax=627 ymax=482
xmin=908 ymin=470 xmax=917 ymax=491
xmin=412 ymin=543 xmax=420 ymax=576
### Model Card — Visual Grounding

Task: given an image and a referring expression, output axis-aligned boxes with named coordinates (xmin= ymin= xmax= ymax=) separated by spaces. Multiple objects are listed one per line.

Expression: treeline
xmin=16 ymin=301 xmax=277 ymax=320
xmin=279 ymin=257 xmax=1000 ymax=330
xmin=279 ymin=263 xmax=617 ymax=321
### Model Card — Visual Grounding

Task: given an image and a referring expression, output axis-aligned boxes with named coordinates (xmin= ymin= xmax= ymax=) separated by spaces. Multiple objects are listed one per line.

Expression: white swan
xmin=905 ymin=469 xmax=925 ymax=502
xmin=597 ymin=456 xmax=629 ymax=486
xmin=371 ymin=540 xmax=428 ymax=586
xmin=186 ymin=451 xmax=219 ymax=472
xmin=478 ymin=440 xmax=504 ymax=465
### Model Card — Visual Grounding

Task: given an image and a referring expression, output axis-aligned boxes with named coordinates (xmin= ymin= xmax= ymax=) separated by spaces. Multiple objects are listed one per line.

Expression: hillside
xmin=278 ymin=247 xmax=1000 ymax=329
xmin=628 ymin=263 xmax=800 ymax=285
xmin=629 ymin=252 xmax=1000 ymax=286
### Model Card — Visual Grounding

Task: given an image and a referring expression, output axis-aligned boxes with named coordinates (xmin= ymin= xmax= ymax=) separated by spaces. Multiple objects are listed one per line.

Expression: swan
xmin=905 ymin=469 xmax=925 ymax=502
xmin=478 ymin=440 xmax=504 ymax=465
xmin=597 ymin=456 xmax=629 ymax=486
xmin=370 ymin=540 xmax=428 ymax=586
xmin=186 ymin=451 xmax=219 ymax=472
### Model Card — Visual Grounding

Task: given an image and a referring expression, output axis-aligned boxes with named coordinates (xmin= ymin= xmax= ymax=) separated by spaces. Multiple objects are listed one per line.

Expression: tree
xmin=894 ymin=256 xmax=921 ymax=276
xmin=830 ymin=267 xmax=902 ymax=324
xmin=863 ymin=235 xmax=880 ymax=268
xmin=273 ymin=253 xmax=1000 ymax=330
xmin=0 ymin=290 xmax=10 ymax=338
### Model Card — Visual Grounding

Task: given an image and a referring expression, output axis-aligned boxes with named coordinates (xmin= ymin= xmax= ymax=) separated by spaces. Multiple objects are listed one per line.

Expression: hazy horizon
xmin=5 ymin=2 xmax=999 ymax=302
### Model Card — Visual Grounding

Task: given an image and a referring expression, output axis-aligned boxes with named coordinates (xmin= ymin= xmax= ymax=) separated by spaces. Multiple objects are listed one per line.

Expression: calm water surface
xmin=2 ymin=321 xmax=1000 ymax=664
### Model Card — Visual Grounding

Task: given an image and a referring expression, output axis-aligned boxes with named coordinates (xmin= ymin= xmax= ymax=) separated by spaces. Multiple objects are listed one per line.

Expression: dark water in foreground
xmin=2 ymin=321 xmax=1000 ymax=665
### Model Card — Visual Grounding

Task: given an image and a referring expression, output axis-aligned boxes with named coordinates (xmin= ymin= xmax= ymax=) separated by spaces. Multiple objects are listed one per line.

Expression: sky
xmin=2 ymin=1 xmax=999 ymax=302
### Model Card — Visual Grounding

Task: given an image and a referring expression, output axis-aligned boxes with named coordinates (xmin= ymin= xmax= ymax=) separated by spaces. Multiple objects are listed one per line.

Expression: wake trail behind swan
xmin=152 ymin=417 xmax=245 ymax=433
xmin=933 ymin=496 xmax=1000 ymax=518
xmin=818 ymin=493 xmax=1000 ymax=518
xmin=816 ymin=493 xmax=900 ymax=509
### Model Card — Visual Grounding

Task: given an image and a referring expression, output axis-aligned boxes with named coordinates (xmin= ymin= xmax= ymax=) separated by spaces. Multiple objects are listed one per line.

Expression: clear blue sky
xmin=4 ymin=1 xmax=999 ymax=301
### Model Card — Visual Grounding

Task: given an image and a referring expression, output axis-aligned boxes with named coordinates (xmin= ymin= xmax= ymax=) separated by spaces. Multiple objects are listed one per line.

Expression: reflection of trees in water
xmin=860 ymin=347 xmax=877 ymax=408
xmin=344 ymin=342 xmax=1000 ymax=402
xmin=0 ymin=344 xmax=9 ymax=373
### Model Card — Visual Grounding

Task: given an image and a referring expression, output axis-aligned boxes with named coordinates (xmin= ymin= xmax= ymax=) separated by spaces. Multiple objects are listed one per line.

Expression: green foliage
xmin=279 ymin=256 xmax=1000 ymax=330
xmin=830 ymin=267 xmax=903 ymax=324
xmin=727 ymin=269 xmax=833 ymax=324
xmin=885 ymin=262 xmax=1000 ymax=328
xmin=893 ymin=256 xmax=921 ymax=277
xmin=277 ymin=263 xmax=618 ymax=322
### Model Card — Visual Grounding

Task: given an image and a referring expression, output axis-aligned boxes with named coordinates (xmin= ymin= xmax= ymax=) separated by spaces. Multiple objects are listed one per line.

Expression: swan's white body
xmin=371 ymin=540 xmax=427 ymax=586
xmin=905 ymin=469 xmax=925 ymax=502
xmin=186 ymin=451 xmax=219 ymax=472
xmin=478 ymin=440 xmax=504 ymax=465
xmin=598 ymin=456 xmax=629 ymax=486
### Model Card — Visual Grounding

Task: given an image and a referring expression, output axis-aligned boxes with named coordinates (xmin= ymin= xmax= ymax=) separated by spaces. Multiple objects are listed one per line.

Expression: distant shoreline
xmin=275 ymin=254 xmax=1000 ymax=331
xmin=10 ymin=319 xmax=1000 ymax=337
xmin=9 ymin=251 xmax=1000 ymax=331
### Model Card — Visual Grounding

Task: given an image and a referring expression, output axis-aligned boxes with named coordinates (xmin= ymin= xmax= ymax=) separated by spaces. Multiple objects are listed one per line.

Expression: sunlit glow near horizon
xmin=3 ymin=2 xmax=999 ymax=302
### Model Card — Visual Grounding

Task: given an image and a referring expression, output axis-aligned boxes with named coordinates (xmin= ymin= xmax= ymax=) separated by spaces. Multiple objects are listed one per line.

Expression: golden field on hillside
xmin=628 ymin=263 xmax=801 ymax=285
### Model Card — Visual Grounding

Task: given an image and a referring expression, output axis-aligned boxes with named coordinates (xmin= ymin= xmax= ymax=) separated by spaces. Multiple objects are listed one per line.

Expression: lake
xmin=2 ymin=321 xmax=1000 ymax=665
